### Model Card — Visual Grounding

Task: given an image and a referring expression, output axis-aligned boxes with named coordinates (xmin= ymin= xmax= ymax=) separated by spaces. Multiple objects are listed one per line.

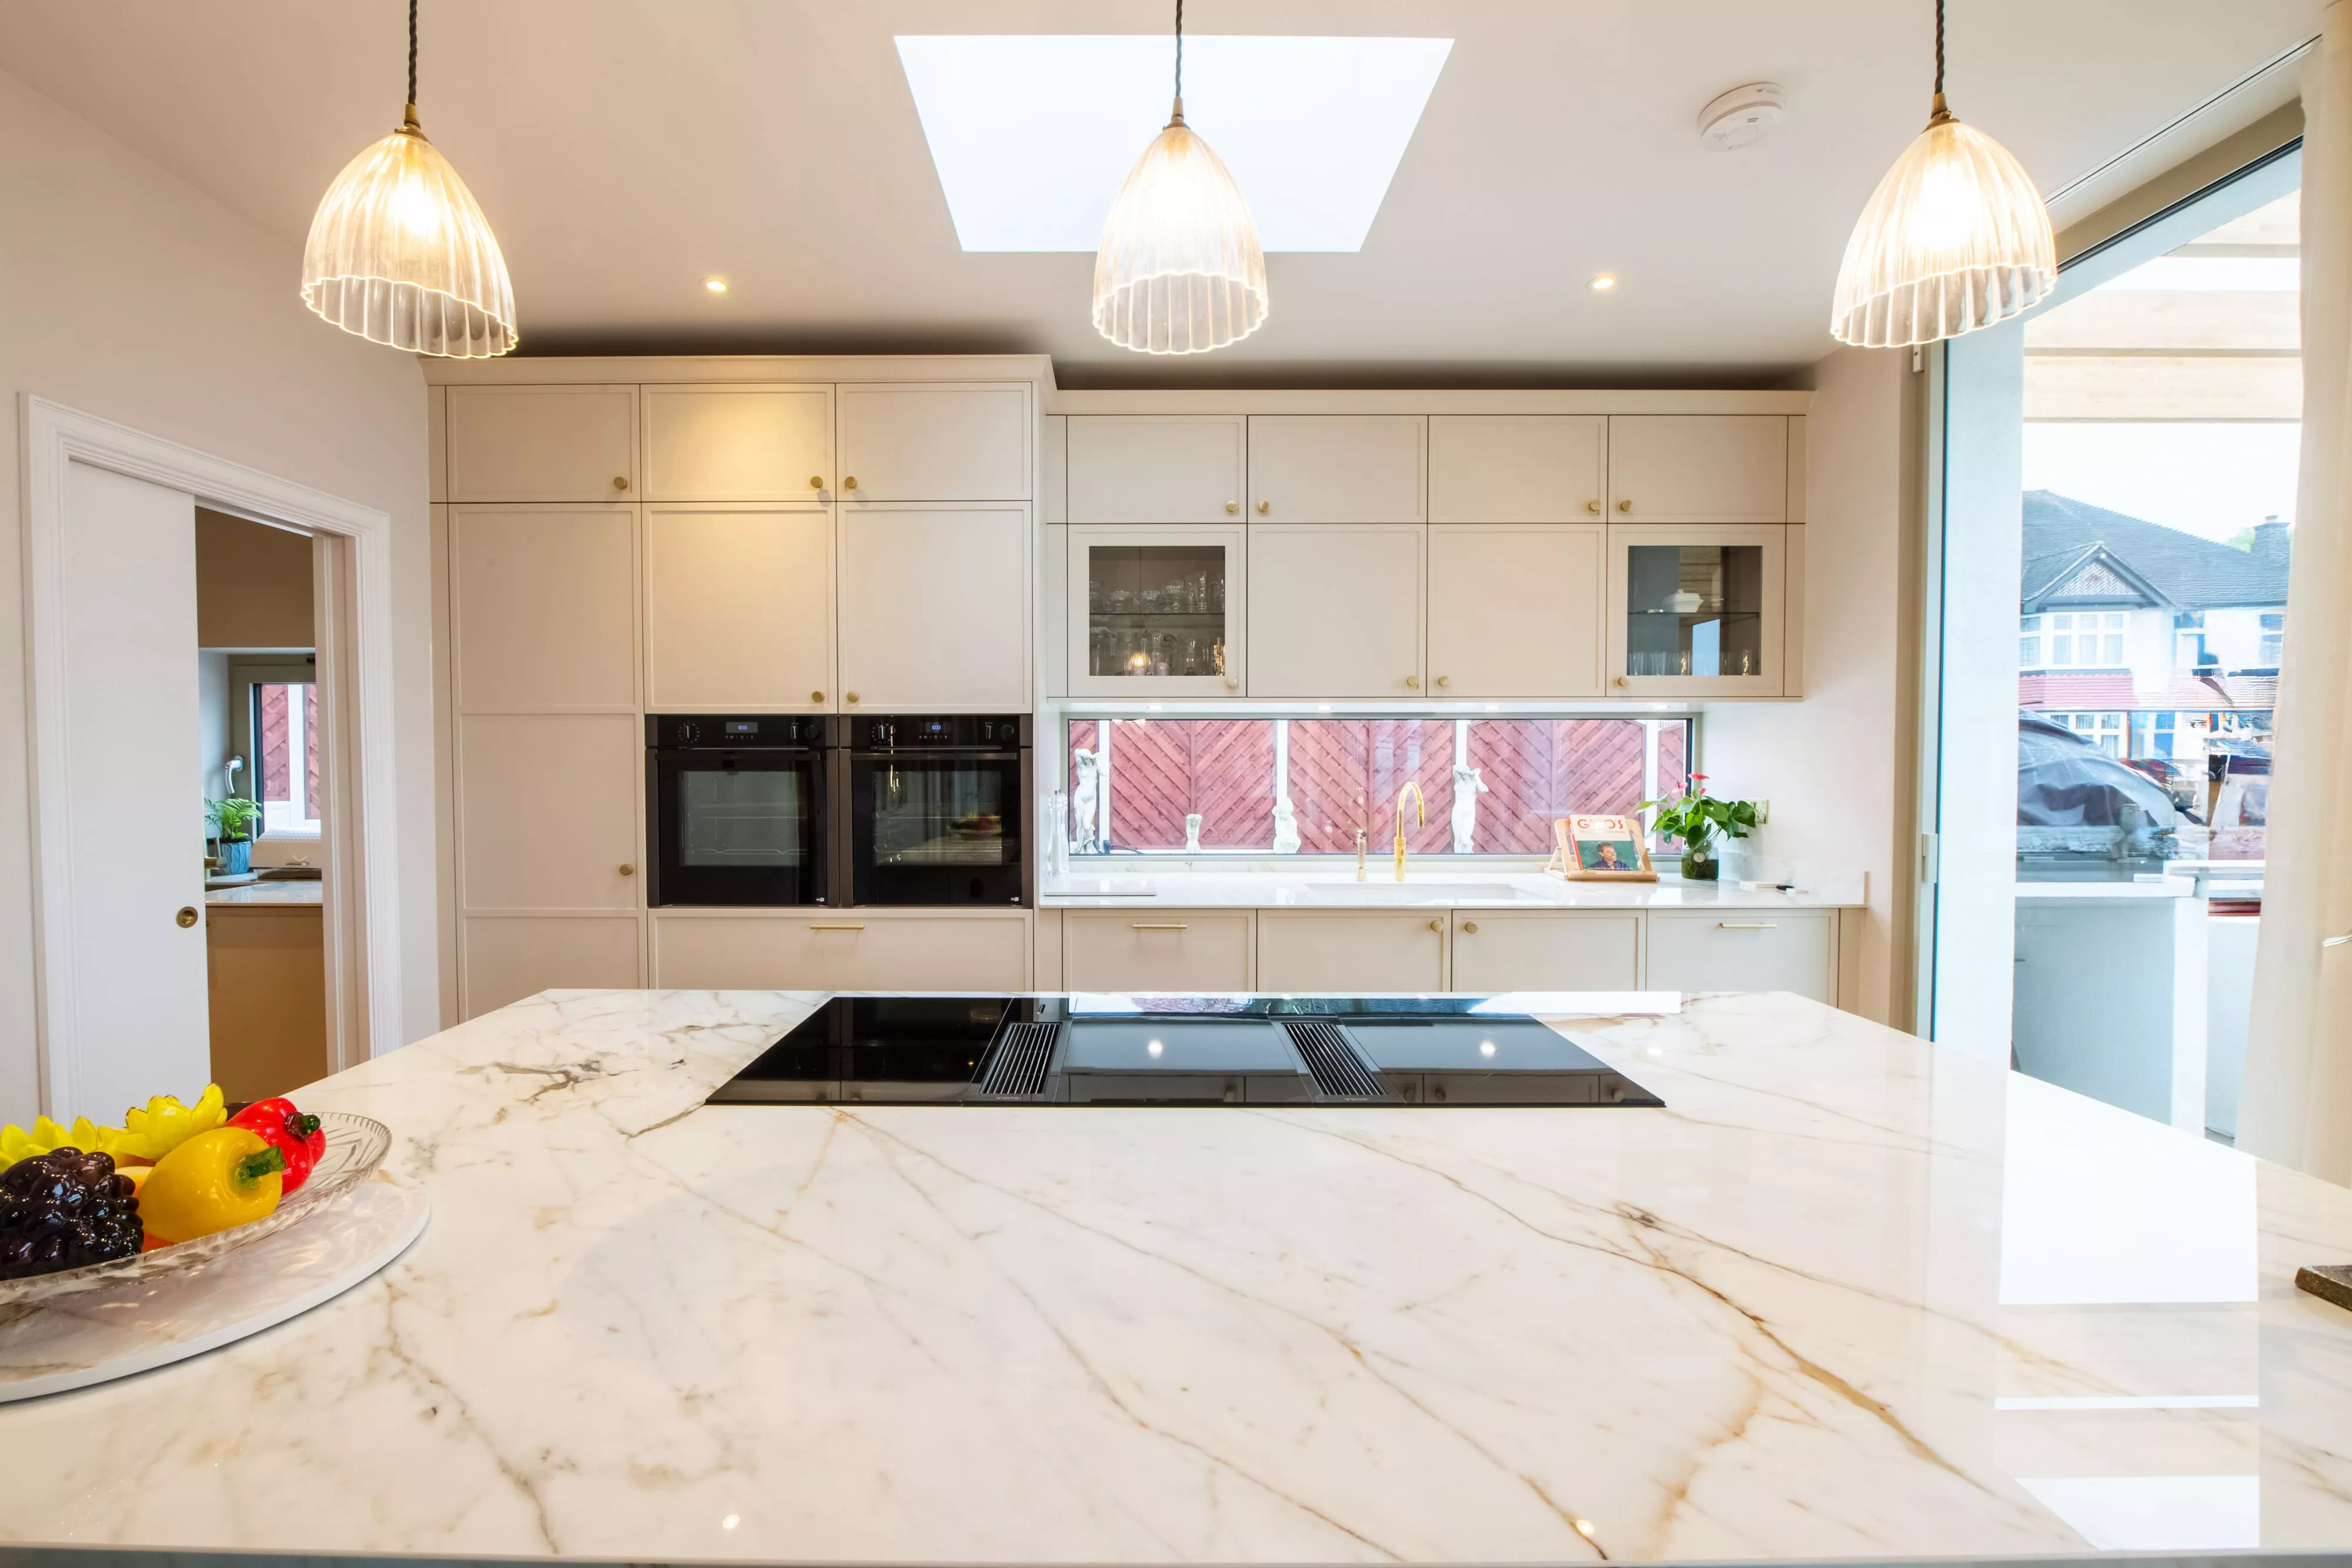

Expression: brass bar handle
xmin=808 ymin=923 xmax=867 ymax=931
xmin=1131 ymin=922 xmax=1190 ymax=930
xmin=1718 ymin=921 xmax=1777 ymax=930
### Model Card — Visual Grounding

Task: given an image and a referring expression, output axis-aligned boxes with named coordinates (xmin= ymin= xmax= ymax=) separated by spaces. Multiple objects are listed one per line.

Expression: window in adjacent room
xmin=227 ymin=656 xmax=320 ymax=837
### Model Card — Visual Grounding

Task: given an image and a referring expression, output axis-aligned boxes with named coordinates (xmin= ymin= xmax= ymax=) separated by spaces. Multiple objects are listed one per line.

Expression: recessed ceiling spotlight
xmin=701 ymin=276 xmax=729 ymax=294
xmin=1697 ymin=82 xmax=1785 ymax=151
xmin=1590 ymin=274 xmax=1618 ymax=292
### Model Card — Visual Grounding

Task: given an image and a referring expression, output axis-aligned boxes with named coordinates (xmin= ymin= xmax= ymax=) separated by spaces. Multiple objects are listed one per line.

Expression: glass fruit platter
xmin=0 ymin=1112 xmax=392 ymax=1307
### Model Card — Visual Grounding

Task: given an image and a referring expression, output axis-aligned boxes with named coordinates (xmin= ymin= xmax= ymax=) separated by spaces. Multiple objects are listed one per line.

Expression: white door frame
xmin=20 ymin=394 xmax=403 ymax=1114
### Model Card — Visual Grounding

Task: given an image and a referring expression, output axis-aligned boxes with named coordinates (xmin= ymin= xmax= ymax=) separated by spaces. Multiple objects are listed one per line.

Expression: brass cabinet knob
xmin=613 ymin=476 xmax=630 ymax=492
xmin=846 ymin=691 xmax=859 ymax=703
xmin=1614 ymin=676 xmax=1630 ymax=687
xmin=810 ymin=690 xmax=824 ymax=703
xmin=1617 ymin=498 xmax=1632 ymax=512
xmin=1224 ymin=675 xmax=1240 ymax=690
xmin=619 ymin=864 xmax=634 ymax=877
xmin=843 ymin=476 xmax=858 ymax=491
xmin=175 ymin=906 xmax=199 ymax=929
xmin=1427 ymin=918 xmax=1443 ymax=933
xmin=1256 ymin=500 xmax=1270 ymax=515
xmin=1434 ymin=675 xmax=1450 ymax=688
xmin=1463 ymin=920 xmax=1479 ymax=934
xmin=1404 ymin=674 xmax=1420 ymax=689
xmin=808 ymin=475 xmax=825 ymax=490
xmin=1224 ymin=501 xmax=1239 ymax=514
xmin=1586 ymin=499 xmax=1602 ymax=513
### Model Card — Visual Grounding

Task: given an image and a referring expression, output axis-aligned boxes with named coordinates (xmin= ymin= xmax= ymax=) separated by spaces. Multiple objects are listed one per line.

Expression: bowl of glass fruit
xmin=0 ymin=1088 xmax=390 ymax=1305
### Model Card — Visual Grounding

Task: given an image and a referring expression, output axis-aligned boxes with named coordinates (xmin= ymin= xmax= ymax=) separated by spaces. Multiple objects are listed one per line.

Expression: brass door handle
xmin=619 ymin=864 xmax=634 ymax=877
xmin=1428 ymin=919 xmax=1443 ymax=933
xmin=1616 ymin=499 xmax=1632 ymax=512
xmin=808 ymin=475 xmax=825 ymax=490
xmin=843 ymin=476 xmax=858 ymax=491
xmin=809 ymin=923 xmax=866 ymax=931
xmin=1131 ymin=922 xmax=1190 ymax=930
xmin=1224 ymin=501 xmax=1239 ymax=514
xmin=1462 ymin=921 xmax=1479 ymax=934
xmin=1586 ymin=499 xmax=1602 ymax=513
xmin=1256 ymin=500 xmax=1270 ymax=514
xmin=1718 ymin=921 xmax=1778 ymax=930
xmin=176 ymin=906 xmax=199 ymax=929
xmin=612 ymin=476 xmax=630 ymax=492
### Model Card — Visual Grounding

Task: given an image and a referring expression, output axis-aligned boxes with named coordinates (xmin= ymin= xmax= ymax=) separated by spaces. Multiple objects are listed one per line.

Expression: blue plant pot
xmin=217 ymin=838 xmax=251 ymax=875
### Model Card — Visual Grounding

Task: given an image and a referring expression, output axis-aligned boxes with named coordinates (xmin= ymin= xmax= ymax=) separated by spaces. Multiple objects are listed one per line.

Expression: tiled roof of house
xmin=2018 ymin=671 xmax=2276 ymax=711
xmin=2022 ymin=491 xmax=2290 ymax=610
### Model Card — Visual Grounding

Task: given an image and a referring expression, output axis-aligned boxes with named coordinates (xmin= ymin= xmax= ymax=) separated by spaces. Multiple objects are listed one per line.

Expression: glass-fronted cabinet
xmin=1067 ymin=526 xmax=1247 ymax=696
xmin=1606 ymin=524 xmax=1787 ymax=696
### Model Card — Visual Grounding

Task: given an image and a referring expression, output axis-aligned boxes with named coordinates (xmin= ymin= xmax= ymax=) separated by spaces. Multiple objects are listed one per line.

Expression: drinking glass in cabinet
xmin=1626 ymin=544 xmax=1764 ymax=678
xmin=1085 ymin=543 xmax=1230 ymax=679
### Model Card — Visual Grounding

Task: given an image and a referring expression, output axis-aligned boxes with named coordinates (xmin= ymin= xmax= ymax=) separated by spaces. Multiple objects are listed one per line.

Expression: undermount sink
xmin=1298 ymin=881 xmax=1545 ymax=904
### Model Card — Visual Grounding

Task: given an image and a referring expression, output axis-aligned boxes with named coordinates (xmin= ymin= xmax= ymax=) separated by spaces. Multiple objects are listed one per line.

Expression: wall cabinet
xmin=643 ymin=385 xmax=834 ymax=501
xmin=1428 ymin=416 xmax=1606 ymax=523
xmin=838 ymin=503 xmax=1030 ymax=711
xmin=456 ymin=714 xmax=642 ymax=911
xmin=1646 ymin=911 xmax=1834 ymax=1004
xmin=651 ymin=911 xmax=1030 ymax=991
xmin=1067 ymin=526 xmax=1245 ymax=698
xmin=1426 ymin=524 xmax=1604 ymax=699
xmin=1257 ymin=911 xmax=1448 ymax=992
xmin=1608 ymin=416 xmax=1788 ymax=523
xmin=450 ymin=506 xmax=637 ymax=711
xmin=838 ymin=383 xmax=1031 ymax=502
xmin=1063 ymin=910 xmax=1254 ymax=992
xmin=644 ymin=505 xmax=834 ymax=710
xmin=1247 ymin=523 xmax=1425 ymax=698
xmin=1068 ymin=416 xmax=1245 ymax=523
xmin=446 ymin=385 xmax=637 ymax=503
xmin=1606 ymin=524 xmax=1788 ymax=697
xmin=462 ymin=916 xmax=643 ymax=1017
xmin=1247 ymin=416 xmax=1425 ymax=523
xmin=1448 ymin=910 xmax=1641 ymax=992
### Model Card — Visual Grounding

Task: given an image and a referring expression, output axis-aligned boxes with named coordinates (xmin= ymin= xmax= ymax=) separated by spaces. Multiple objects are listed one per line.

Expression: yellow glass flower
xmin=110 ymin=1085 xmax=228 ymax=1164
xmin=0 ymin=1115 xmax=123 ymax=1170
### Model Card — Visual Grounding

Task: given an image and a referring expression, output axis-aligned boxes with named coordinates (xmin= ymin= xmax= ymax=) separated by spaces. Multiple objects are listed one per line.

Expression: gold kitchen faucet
xmin=1394 ymin=783 xmax=1425 ymax=881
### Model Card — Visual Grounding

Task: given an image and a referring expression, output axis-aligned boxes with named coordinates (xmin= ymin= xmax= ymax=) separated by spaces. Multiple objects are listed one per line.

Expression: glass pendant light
xmin=1092 ymin=0 xmax=1269 ymax=355
xmin=301 ymin=0 xmax=516 ymax=357
xmin=1829 ymin=0 xmax=2054 ymax=349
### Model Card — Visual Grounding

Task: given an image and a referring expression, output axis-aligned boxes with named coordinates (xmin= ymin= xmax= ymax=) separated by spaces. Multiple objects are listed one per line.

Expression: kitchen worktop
xmin=202 ymin=879 xmax=323 ymax=907
xmin=4 ymin=988 xmax=2350 ymax=1563
xmin=1043 ymin=867 xmax=1865 ymax=908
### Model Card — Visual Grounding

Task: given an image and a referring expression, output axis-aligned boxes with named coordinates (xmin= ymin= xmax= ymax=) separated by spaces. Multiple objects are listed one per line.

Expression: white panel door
xmin=643 ymin=385 xmax=834 ymax=501
xmin=1608 ymin=416 xmax=1788 ymax=523
xmin=838 ymin=504 xmax=1030 ymax=710
xmin=451 ymin=506 xmax=637 ymax=711
xmin=1067 ymin=416 xmax=1246 ymax=523
xmin=645 ymin=506 xmax=833 ymax=710
xmin=1247 ymin=524 xmax=1424 ymax=697
xmin=1428 ymin=416 xmax=1607 ymax=523
xmin=1257 ymin=912 xmax=1448 ymax=992
xmin=458 ymin=714 xmax=642 ymax=911
xmin=446 ymin=385 xmax=637 ymax=503
xmin=49 ymin=463 xmax=208 ymax=1119
xmin=837 ymin=383 xmax=1031 ymax=501
xmin=1450 ymin=911 xmax=1641 ymax=992
xmin=1426 ymin=524 xmax=1604 ymax=698
xmin=1247 ymin=416 xmax=1425 ymax=523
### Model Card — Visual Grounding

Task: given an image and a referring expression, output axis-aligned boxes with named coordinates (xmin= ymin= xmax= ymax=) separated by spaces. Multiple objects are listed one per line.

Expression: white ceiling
xmin=0 ymin=1 xmax=2323 ymax=386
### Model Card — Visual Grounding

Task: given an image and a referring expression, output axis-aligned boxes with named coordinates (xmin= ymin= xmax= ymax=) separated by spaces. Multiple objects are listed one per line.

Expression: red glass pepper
xmin=226 ymin=1098 xmax=325 ymax=1193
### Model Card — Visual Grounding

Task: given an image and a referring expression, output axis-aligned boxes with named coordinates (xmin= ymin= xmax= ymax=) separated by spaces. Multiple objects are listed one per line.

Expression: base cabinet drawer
xmin=1257 ymin=911 xmax=1448 ymax=993
xmin=1065 ymin=911 xmax=1252 ymax=992
xmin=652 ymin=913 xmax=1030 ymax=991
xmin=1449 ymin=911 xmax=1640 ymax=992
xmin=1645 ymin=912 xmax=1833 ymax=1002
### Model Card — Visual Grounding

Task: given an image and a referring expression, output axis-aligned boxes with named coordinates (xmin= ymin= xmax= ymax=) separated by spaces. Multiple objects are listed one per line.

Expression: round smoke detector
xmin=1698 ymin=82 xmax=1785 ymax=151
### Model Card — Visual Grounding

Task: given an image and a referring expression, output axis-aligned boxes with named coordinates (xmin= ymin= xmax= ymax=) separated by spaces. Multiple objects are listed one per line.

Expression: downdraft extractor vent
xmin=978 ymin=1021 xmax=1058 ymax=1098
xmin=1284 ymin=1021 xmax=1383 ymax=1100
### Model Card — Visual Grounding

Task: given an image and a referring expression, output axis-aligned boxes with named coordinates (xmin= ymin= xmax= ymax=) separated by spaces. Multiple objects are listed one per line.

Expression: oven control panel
xmin=649 ymin=714 xmax=827 ymax=748
xmin=854 ymin=714 xmax=1030 ymax=750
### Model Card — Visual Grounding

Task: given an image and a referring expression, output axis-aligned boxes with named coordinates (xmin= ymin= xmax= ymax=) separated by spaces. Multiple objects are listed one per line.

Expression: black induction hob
xmin=707 ymin=995 xmax=1663 ymax=1108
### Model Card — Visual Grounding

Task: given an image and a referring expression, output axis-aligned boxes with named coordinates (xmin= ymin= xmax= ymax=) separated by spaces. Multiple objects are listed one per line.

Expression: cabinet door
xmin=1428 ymin=416 xmax=1606 ymax=523
xmin=645 ymin=506 xmax=833 ymax=710
xmin=1068 ymin=526 xmax=1246 ymax=698
xmin=452 ymin=506 xmax=637 ymax=711
xmin=1426 ymin=525 xmax=1603 ymax=698
xmin=447 ymin=385 xmax=637 ymax=503
xmin=838 ymin=384 xmax=1031 ymax=501
xmin=462 ymin=917 xmax=642 ymax=1018
xmin=1067 ymin=416 xmax=1246 ymax=523
xmin=1608 ymin=416 xmax=1788 ymax=523
xmin=1449 ymin=911 xmax=1641 ymax=992
xmin=643 ymin=385 xmax=833 ymax=501
xmin=1257 ymin=911 xmax=1448 ymax=993
xmin=791 ymin=914 xmax=1032 ymax=991
xmin=1247 ymin=416 xmax=1425 ymax=523
xmin=1065 ymin=911 xmax=1254 ymax=991
xmin=838 ymin=504 xmax=1029 ymax=710
xmin=1247 ymin=524 xmax=1424 ymax=698
xmin=457 ymin=714 xmax=642 ymax=911
xmin=1607 ymin=524 xmax=1786 ymax=697
xmin=1646 ymin=911 xmax=1834 ymax=1004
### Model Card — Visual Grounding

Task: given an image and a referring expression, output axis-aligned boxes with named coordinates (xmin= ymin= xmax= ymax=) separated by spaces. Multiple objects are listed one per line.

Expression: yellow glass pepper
xmin=138 ymin=1126 xmax=286 ymax=1244
xmin=0 ymin=1115 xmax=124 ymax=1171
xmin=109 ymin=1085 xmax=227 ymax=1163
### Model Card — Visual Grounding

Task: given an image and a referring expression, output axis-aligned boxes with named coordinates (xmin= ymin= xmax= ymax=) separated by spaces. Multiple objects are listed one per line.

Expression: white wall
xmin=0 ymin=66 xmax=436 ymax=1112
xmin=1705 ymin=346 xmax=1917 ymax=1025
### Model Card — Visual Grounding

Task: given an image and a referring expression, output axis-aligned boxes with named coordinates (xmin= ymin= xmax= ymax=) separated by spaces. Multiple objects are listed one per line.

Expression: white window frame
xmin=226 ymin=654 xmax=321 ymax=840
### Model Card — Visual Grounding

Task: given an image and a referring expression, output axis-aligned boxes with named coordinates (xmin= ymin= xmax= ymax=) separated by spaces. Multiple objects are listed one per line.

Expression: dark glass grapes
xmin=0 ymin=1148 xmax=143 ymax=1279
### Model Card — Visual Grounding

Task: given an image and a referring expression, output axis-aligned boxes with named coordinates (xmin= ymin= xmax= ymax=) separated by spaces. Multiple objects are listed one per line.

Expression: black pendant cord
xmin=405 ymin=0 xmax=420 ymax=122
xmin=1174 ymin=0 xmax=1184 ymax=103
xmin=1933 ymin=0 xmax=1945 ymax=97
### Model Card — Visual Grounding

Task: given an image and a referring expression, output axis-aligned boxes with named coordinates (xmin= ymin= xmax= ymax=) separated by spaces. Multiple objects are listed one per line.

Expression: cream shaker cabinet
xmin=1426 ymin=524 xmax=1604 ymax=699
xmin=1063 ymin=910 xmax=1255 ymax=992
xmin=456 ymin=713 xmax=642 ymax=911
xmin=450 ymin=506 xmax=638 ymax=711
xmin=446 ymin=385 xmax=638 ymax=503
xmin=1067 ymin=525 xmax=1245 ymax=698
xmin=1607 ymin=416 xmax=1788 ymax=523
xmin=651 ymin=911 xmax=1030 ymax=991
xmin=1246 ymin=523 xmax=1425 ymax=698
xmin=838 ymin=503 xmax=1030 ymax=711
xmin=1606 ymin=524 xmax=1788 ymax=697
xmin=1428 ymin=416 xmax=1607 ymax=523
xmin=1449 ymin=911 xmax=1642 ymax=992
xmin=1067 ymin=416 xmax=1246 ymax=523
xmin=1257 ymin=911 xmax=1448 ymax=993
xmin=837 ymin=383 xmax=1032 ymax=502
xmin=642 ymin=385 xmax=834 ymax=502
xmin=461 ymin=917 xmax=644 ymax=1017
xmin=1646 ymin=911 xmax=1835 ymax=1004
xmin=644 ymin=504 xmax=834 ymax=710
xmin=1246 ymin=416 xmax=1425 ymax=523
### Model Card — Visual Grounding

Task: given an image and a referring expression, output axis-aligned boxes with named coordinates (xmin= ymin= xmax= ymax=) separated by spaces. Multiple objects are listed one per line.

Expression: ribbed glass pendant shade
xmin=302 ymin=121 xmax=517 ymax=358
xmin=1829 ymin=106 xmax=2055 ymax=348
xmin=1092 ymin=108 xmax=1269 ymax=356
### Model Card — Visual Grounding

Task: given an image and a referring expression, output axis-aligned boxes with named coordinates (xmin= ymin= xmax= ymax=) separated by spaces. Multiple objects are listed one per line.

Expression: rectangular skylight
xmin=894 ymin=35 xmax=1452 ymax=252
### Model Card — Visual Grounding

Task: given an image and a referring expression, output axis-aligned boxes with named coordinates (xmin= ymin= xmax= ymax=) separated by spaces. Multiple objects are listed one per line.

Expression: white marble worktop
xmin=4 ymin=988 xmax=2350 ymax=1563
xmin=1044 ymin=867 xmax=1865 ymax=909
xmin=202 ymin=878 xmax=324 ymax=907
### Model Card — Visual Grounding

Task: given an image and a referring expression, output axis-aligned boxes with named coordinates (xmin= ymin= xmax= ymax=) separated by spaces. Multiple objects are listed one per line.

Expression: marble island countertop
xmin=4 ymin=988 xmax=2351 ymax=1563
xmin=1043 ymin=867 xmax=1866 ymax=909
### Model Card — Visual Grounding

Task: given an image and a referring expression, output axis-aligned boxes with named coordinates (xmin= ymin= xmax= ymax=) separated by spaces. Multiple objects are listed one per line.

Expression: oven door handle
xmin=848 ymin=751 xmax=1026 ymax=762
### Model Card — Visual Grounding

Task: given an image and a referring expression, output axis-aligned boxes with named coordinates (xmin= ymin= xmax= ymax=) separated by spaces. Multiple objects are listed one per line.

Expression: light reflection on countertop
xmin=1043 ymin=867 xmax=1865 ymax=909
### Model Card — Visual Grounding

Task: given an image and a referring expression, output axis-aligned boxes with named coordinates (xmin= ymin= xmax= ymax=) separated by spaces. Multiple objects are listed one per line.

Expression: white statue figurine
xmin=1451 ymin=764 xmax=1490 ymax=854
xmin=1271 ymin=795 xmax=1301 ymax=855
xmin=1184 ymin=813 xmax=1204 ymax=852
xmin=1070 ymin=748 xmax=1101 ymax=852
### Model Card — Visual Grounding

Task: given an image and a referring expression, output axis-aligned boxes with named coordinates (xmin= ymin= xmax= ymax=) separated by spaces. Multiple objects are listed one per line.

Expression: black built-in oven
xmin=841 ymin=714 xmax=1031 ymax=907
xmin=647 ymin=715 xmax=830 ymax=907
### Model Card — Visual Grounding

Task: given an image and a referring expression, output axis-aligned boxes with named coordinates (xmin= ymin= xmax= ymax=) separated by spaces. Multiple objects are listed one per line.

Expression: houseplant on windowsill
xmin=206 ymin=797 xmax=262 ymax=877
xmin=1642 ymin=774 xmax=1760 ymax=882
